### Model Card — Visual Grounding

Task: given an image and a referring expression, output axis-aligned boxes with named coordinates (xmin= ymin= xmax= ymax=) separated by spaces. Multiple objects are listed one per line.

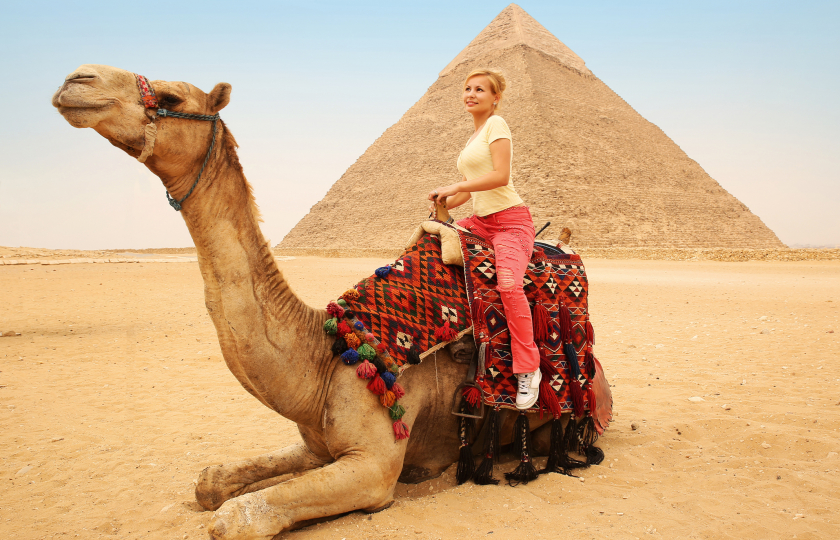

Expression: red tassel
xmin=532 ymin=303 xmax=550 ymax=343
xmin=538 ymin=379 xmax=563 ymax=418
xmin=326 ymin=301 xmax=345 ymax=319
xmin=471 ymin=296 xmax=485 ymax=327
xmin=559 ymin=303 xmax=573 ymax=343
xmin=585 ymin=319 xmax=595 ymax=347
xmin=366 ymin=376 xmax=386 ymax=396
xmin=462 ymin=386 xmax=481 ymax=407
xmin=570 ymin=379 xmax=585 ymax=418
xmin=587 ymin=383 xmax=597 ymax=415
xmin=393 ymin=420 xmax=410 ymax=440
xmin=391 ymin=382 xmax=405 ymax=400
xmin=538 ymin=349 xmax=558 ymax=377
xmin=434 ymin=320 xmax=458 ymax=341
xmin=356 ymin=360 xmax=377 ymax=380
xmin=585 ymin=347 xmax=596 ymax=379
xmin=375 ymin=343 xmax=388 ymax=354
xmin=336 ymin=321 xmax=351 ymax=338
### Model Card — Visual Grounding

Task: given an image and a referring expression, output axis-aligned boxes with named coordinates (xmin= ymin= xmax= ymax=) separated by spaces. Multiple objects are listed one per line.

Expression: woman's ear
xmin=208 ymin=83 xmax=231 ymax=113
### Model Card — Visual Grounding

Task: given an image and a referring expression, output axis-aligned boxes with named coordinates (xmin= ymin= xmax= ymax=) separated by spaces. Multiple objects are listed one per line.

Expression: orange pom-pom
xmin=380 ymin=390 xmax=396 ymax=407
xmin=344 ymin=333 xmax=361 ymax=348
xmin=341 ymin=289 xmax=360 ymax=302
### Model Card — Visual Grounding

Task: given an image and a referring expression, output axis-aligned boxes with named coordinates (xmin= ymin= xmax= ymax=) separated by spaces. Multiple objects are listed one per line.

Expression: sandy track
xmin=1 ymin=258 xmax=838 ymax=539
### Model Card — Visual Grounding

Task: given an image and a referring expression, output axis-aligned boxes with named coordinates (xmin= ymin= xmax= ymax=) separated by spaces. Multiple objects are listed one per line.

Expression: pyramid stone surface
xmin=279 ymin=4 xmax=784 ymax=250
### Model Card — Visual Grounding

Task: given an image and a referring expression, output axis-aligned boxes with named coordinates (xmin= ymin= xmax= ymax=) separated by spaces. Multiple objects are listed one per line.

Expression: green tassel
xmin=337 ymin=298 xmax=347 ymax=307
xmin=389 ymin=403 xmax=406 ymax=420
xmin=357 ymin=343 xmax=377 ymax=361
xmin=389 ymin=364 xmax=400 ymax=374
xmin=323 ymin=317 xmax=338 ymax=335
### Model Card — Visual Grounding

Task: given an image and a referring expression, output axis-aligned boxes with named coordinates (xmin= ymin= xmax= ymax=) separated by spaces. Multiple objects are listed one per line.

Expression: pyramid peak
xmin=440 ymin=4 xmax=590 ymax=77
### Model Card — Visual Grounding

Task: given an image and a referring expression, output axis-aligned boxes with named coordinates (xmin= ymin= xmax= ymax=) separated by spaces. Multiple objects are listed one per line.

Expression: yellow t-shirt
xmin=456 ymin=115 xmax=523 ymax=217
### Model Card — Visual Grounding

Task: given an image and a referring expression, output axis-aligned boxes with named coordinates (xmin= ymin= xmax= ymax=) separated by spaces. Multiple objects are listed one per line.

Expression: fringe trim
xmin=505 ymin=413 xmax=539 ymax=486
xmin=473 ymin=408 xmax=500 ymax=485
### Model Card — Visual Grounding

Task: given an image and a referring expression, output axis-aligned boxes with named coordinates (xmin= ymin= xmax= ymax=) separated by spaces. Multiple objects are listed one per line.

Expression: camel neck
xmin=171 ymin=129 xmax=335 ymax=427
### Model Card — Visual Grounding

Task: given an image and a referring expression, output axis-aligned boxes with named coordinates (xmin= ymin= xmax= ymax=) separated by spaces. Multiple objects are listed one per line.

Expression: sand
xmin=2 ymin=256 xmax=839 ymax=539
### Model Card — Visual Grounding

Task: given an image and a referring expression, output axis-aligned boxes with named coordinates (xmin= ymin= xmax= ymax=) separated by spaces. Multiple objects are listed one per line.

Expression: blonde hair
xmin=463 ymin=68 xmax=507 ymax=110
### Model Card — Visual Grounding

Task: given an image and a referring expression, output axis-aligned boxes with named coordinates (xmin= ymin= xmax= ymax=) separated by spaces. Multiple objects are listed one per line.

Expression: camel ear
xmin=208 ymin=83 xmax=231 ymax=113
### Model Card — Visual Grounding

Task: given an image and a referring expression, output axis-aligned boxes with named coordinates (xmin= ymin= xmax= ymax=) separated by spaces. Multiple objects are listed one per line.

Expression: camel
xmin=51 ymin=65 xmax=597 ymax=540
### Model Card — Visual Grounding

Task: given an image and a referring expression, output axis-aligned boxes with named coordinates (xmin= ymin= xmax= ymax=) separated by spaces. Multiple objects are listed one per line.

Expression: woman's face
xmin=463 ymin=75 xmax=497 ymax=116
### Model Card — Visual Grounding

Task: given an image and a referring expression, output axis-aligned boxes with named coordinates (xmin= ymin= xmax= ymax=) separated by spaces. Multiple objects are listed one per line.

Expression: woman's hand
xmin=427 ymin=184 xmax=460 ymax=205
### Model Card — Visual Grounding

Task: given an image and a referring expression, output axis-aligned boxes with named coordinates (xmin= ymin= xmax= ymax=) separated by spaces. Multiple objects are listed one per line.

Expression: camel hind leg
xmin=207 ymin=453 xmax=401 ymax=540
xmin=196 ymin=442 xmax=330 ymax=511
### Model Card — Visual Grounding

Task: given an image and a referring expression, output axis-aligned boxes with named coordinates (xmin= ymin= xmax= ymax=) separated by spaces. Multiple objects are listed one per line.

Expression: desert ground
xmin=1 ymin=253 xmax=839 ymax=539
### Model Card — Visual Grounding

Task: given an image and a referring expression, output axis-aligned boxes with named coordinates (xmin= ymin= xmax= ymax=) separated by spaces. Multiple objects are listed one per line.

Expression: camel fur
xmin=52 ymin=64 xmax=570 ymax=540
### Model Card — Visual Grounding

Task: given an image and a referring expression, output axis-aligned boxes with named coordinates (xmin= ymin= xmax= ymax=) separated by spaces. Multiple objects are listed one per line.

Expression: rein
xmin=135 ymin=74 xmax=220 ymax=212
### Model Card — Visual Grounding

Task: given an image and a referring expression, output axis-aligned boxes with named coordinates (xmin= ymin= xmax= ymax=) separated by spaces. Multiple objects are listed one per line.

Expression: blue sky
xmin=1 ymin=1 xmax=837 ymax=248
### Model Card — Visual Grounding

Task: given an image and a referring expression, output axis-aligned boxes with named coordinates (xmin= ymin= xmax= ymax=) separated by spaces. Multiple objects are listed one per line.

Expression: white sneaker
xmin=515 ymin=369 xmax=542 ymax=410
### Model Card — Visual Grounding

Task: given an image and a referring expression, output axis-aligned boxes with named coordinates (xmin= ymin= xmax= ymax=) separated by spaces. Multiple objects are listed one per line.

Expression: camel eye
xmin=159 ymin=95 xmax=183 ymax=108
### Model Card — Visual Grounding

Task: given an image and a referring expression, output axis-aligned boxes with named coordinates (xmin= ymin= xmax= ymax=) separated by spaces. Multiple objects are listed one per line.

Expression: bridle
xmin=135 ymin=74 xmax=219 ymax=211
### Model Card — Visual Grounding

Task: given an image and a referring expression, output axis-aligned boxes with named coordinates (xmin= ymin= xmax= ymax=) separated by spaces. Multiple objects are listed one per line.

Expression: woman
xmin=428 ymin=68 xmax=541 ymax=410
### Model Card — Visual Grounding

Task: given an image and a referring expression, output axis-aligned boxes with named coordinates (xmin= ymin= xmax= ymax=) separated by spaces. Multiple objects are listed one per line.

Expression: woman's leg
xmin=490 ymin=230 xmax=539 ymax=375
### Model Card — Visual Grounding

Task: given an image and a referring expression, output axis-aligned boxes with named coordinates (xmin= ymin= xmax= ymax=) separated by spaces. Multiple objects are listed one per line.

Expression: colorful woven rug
xmin=323 ymin=227 xmax=602 ymax=438
xmin=459 ymin=230 xmax=596 ymax=414
xmin=346 ymin=233 xmax=472 ymax=369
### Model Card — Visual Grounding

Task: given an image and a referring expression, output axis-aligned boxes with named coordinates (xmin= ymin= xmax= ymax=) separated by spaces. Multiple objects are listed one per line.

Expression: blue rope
xmin=158 ymin=108 xmax=220 ymax=212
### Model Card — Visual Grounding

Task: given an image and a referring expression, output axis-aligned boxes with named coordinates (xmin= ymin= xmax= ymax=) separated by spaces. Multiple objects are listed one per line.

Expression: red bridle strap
xmin=135 ymin=74 xmax=158 ymax=109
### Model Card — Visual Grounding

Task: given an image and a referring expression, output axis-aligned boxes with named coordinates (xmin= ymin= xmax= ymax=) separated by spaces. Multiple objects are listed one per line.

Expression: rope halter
xmin=135 ymin=74 xmax=220 ymax=212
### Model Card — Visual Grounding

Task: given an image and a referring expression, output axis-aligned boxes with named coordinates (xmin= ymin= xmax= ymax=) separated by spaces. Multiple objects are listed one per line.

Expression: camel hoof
xmin=208 ymin=492 xmax=291 ymax=540
xmin=196 ymin=465 xmax=244 ymax=511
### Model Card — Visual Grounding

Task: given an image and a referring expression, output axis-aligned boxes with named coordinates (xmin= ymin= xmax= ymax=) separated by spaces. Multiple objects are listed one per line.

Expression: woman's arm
xmin=428 ymin=138 xmax=511 ymax=203
xmin=444 ymin=183 xmax=471 ymax=209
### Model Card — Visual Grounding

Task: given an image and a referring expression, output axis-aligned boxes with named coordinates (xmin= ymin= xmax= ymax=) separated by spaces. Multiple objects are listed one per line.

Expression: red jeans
xmin=457 ymin=206 xmax=540 ymax=374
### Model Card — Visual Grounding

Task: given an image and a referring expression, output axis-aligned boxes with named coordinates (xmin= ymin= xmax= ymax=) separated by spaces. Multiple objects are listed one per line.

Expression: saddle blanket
xmin=336 ymin=227 xmax=598 ymax=415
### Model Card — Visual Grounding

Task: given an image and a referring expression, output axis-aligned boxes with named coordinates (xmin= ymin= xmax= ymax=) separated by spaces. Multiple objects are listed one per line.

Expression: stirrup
xmin=451 ymin=381 xmax=485 ymax=419
xmin=450 ymin=342 xmax=484 ymax=419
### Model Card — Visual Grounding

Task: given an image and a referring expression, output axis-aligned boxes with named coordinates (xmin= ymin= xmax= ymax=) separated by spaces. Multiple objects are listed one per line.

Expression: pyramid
xmin=278 ymin=4 xmax=784 ymax=251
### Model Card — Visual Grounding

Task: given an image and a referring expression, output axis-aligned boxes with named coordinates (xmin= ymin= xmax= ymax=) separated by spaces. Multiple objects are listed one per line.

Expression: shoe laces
xmin=517 ymin=372 xmax=534 ymax=393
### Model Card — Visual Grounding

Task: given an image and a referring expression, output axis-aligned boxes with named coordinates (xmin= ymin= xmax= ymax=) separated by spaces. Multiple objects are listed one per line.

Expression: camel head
xmin=52 ymin=64 xmax=231 ymax=181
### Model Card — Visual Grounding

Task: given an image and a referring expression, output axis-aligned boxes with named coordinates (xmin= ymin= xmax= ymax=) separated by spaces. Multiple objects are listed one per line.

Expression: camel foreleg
xmin=207 ymin=453 xmax=401 ymax=540
xmin=196 ymin=442 xmax=330 ymax=511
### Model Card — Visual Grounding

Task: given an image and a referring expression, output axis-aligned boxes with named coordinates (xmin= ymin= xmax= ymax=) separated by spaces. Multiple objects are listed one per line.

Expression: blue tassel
xmin=563 ymin=342 xmax=580 ymax=378
xmin=341 ymin=349 xmax=360 ymax=365
xmin=354 ymin=321 xmax=365 ymax=331
xmin=381 ymin=371 xmax=396 ymax=389
xmin=375 ymin=265 xmax=392 ymax=278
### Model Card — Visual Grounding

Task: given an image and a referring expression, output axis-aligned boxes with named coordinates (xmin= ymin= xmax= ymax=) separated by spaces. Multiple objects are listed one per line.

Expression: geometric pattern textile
xmin=347 ymin=233 xmax=471 ymax=369
xmin=344 ymin=228 xmax=595 ymax=415
xmin=459 ymin=229 xmax=594 ymax=413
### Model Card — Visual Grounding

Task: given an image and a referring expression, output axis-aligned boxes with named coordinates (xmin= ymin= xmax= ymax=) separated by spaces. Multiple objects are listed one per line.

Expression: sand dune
xmin=1 ymin=256 xmax=838 ymax=539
